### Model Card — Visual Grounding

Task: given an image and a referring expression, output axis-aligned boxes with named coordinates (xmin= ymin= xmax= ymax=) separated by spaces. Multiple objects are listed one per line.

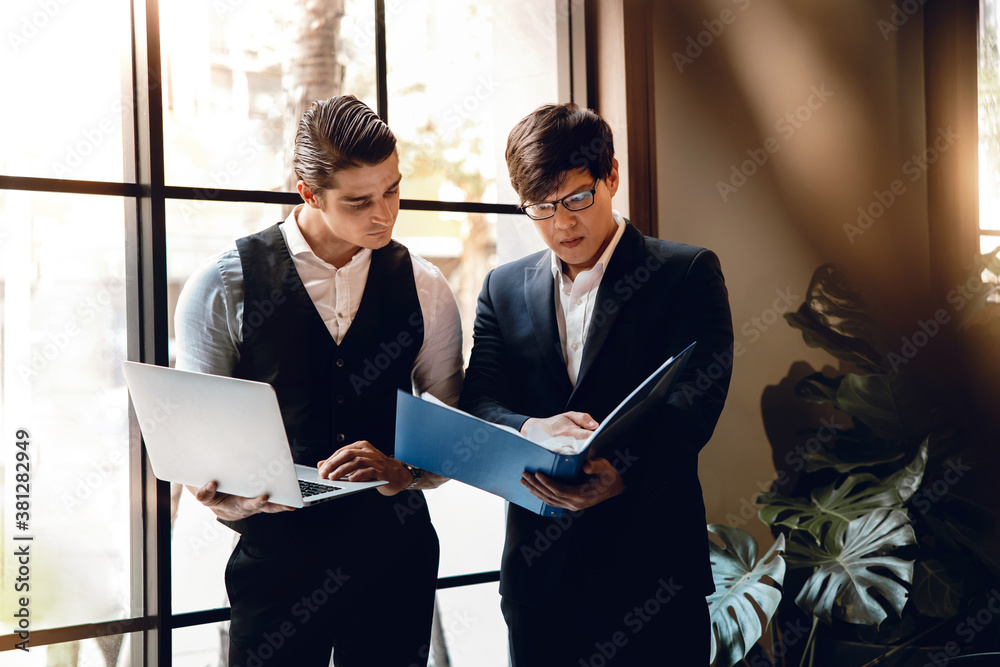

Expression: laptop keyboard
xmin=299 ymin=480 xmax=343 ymax=498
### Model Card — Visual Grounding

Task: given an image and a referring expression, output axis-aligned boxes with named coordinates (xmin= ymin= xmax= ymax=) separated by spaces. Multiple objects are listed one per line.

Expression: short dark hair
xmin=292 ymin=95 xmax=396 ymax=198
xmin=505 ymin=103 xmax=615 ymax=206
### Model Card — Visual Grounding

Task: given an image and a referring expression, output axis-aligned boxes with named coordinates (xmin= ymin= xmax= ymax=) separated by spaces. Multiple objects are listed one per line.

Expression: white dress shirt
xmin=174 ymin=205 xmax=464 ymax=406
xmin=550 ymin=210 xmax=627 ymax=385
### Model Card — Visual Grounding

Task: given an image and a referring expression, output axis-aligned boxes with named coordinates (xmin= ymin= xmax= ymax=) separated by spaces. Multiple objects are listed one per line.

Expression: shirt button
xmin=336 ymin=395 xmax=345 ymax=404
xmin=336 ymin=359 xmax=345 ymax=368
xmin=571 ymin=343 xmax=580 ymax=351
xmin=337 ymin=312 xmax=346 ymax=319
xmin=336 ymin=433 xmax=346 ymax=443
xmin=575 ymin=299 xmax=583 ymax=306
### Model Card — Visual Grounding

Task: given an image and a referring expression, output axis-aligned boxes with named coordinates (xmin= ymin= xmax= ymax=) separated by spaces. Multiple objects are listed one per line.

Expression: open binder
xmin=394 ymin=342 xmax=695 ymax=517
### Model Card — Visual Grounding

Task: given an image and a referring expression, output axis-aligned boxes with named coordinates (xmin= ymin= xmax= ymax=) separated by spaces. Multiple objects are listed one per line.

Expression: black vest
xmin=224 ymin=224 xmax=433 ymax=546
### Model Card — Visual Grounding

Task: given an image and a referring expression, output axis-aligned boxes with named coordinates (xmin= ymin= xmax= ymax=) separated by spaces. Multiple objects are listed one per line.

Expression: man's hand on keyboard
xmin=188 ymin=480 xmax=296 ymax=521
xmin=317 ymin=440 xmax=413 ymax=497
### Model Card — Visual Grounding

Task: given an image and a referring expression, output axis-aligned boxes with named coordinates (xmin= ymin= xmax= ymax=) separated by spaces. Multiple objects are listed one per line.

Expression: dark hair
xmin=292 ymin=95 xmax=396 ymax=198
xmin=505 ymin=103 xmax=615 ymax=206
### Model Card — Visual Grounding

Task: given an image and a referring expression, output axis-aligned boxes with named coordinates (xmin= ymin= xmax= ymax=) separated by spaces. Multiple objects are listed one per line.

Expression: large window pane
xmin=0 ymin=192 xmax=131 ymax=633
xmin=434 ymin=582 xmax=507 ymax=667
xmin=0 ymin=0 xmax=130 ymax=181
xmin=174 ymin=620 xmax=230 ymax=667
xmin=980 ymin=0 xmax=1000 ymax=238
xmin=160 ymin=0 xmax=377 ymax=192
xmin=0 ymin=633 xmax=135 ymax=666
xmin=166 ymin=199 xmax=286 ymax=616
xmin=387 ymin=0 xmax=562 ymax=205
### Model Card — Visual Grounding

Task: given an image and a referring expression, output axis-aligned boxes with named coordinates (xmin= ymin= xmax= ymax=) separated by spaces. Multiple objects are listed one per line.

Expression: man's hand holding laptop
xmin=187 ymin=481 xmax=296 ymax=521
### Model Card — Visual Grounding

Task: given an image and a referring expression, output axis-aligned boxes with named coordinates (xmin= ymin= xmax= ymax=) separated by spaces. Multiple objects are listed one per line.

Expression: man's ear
xmin=297 ymin=180 xmax=321 ymax=208
xmin=606 ymin=157 xmax=620 ymax=198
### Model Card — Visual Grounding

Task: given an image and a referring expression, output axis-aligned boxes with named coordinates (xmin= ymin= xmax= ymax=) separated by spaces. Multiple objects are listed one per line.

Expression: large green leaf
xmin=836 ymin=373 xmax=940 ymax=441
xmin=707 ymin=526 xmax=786 ymax=667
xmin=885 ymin=438 xmax=928 ymax=502
xmin=911 ymin=557 xmax=963 ymax=618
xmin=794 ymin=372 xmax=842 ymax=404
xmin=757 ymin=473 xmax=903 ymax=544
xmin=784 ymin=264 xmax=888 ymax=373
xmin=785 ymin=308 xmax=888 ymax=374
xmin=758 ymin=443 xmax=927 ymax=542
xmin=798 ymin=264 xmax=875 ymax=339
xmin=790 ymin=509 xmax=916 ymax=627
xmin=802 ymin=428 xmax=904 ymax=473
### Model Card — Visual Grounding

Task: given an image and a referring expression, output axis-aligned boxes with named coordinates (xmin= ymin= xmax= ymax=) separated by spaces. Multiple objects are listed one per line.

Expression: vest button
xmin=335 ymin=358 xmax=345 ymax=368
xmin=336 ymin=395 xmax=345 ymax=404
xmin=336 ymin=433 xmax=345 ymax=443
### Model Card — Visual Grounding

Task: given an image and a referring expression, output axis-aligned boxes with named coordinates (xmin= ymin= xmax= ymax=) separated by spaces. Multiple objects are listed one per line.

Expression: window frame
xmin=0 ymin=0 xmax=584 ymax=662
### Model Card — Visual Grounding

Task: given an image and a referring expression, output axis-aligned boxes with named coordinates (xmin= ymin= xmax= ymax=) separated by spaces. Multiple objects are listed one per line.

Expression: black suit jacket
xmin=460 ymin=222 xmax=733 ymax=607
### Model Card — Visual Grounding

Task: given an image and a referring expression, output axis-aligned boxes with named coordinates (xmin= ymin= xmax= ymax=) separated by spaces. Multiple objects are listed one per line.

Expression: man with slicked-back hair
xmin=175 ymin=95 xmax=462 ymax=666
xmin=460 ymin=103 xmax=733 ymax=666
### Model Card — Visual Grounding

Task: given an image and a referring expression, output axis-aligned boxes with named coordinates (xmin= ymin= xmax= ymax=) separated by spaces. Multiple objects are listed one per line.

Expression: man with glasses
xmin=460 ymin=103 xmax=733 ymax=665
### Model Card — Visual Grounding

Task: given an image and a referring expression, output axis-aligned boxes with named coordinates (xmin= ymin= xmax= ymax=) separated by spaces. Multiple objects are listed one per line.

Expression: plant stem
xmin=797 ymin=617 xmax=819 ymax=667
xmin=858 ymin=618 xmax=951 ymax=667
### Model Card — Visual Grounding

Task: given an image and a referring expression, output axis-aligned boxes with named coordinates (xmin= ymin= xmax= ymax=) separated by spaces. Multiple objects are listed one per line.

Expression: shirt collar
xmin=548 ymin=209 xmax=627 ymax=288
xmin=281 ymin=204 xmax=372 ymax=271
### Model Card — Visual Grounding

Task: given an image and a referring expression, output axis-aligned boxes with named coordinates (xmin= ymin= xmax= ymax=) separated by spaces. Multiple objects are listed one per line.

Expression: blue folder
xmin=395 ymin=342 xmax=695 ymax=517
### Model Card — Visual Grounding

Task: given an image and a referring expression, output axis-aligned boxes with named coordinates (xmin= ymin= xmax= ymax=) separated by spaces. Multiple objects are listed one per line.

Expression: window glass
xmin=166 ymin=199 xmax=286 ymax=615
xmin=0 ymin=633 xmax=136 ymax=666
xmin=174 ymin=620 xmax=231 ymax=667
xmin=0 ymin=0 xmax=130 ymax=181
xmin=434 ymin=582 xmax=508 ymax=667
xmin=980 ymin=0 xmax=1000 ymax=244
xmin=0 ymin=192 xmax=131 ymax=633
xmin=386 ymin=0 xmax=562 ymax=205
xmin=160 ymin=0 xmax=377 ymax=192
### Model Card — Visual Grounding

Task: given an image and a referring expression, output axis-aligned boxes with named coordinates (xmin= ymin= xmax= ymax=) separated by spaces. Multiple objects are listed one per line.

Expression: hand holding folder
xmin=394 ymin=343 xmax=695 ymax=517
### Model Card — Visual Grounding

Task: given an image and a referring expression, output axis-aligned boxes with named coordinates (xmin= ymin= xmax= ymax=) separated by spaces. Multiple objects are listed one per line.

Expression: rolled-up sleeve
xmin=174 ymin=250 xmax=243 ymax=376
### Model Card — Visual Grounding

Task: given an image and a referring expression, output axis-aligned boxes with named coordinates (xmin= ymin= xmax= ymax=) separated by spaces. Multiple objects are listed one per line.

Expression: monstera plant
xmin=753 ymin=258 xmax=1000 ymax=665
xmin=707 ymin=525 xmax=786 ymax=666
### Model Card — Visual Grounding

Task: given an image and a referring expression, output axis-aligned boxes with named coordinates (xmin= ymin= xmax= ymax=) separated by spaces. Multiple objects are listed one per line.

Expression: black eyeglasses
xmin=521 ymin=183 xmax=598 ymax=220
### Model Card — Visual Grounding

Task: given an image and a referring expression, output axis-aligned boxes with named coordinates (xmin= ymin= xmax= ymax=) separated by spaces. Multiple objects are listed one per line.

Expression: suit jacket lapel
xmin=570 ymin=222 xmax=643 ymax=399
xmin=524 ymin=255 xmax=573 ymax=395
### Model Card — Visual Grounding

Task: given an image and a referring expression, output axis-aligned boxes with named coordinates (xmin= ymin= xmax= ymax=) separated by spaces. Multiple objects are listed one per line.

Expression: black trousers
xmin=225 ymin=528 xmax=439 ymax=667
xmin=501 ymin=581 xmax=710 ymax=667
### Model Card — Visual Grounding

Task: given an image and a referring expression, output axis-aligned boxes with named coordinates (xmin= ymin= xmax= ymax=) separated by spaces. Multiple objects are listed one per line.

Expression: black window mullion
xmin=375 ymin=0 xmax=389 ymax=122
xmin=128 ymin=0 xmax=171 ymax=664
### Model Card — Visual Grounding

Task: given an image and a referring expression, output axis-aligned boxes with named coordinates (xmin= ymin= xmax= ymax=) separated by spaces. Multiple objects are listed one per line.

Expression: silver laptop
xmin=122 ymin=361 xmax=387 ymax=508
